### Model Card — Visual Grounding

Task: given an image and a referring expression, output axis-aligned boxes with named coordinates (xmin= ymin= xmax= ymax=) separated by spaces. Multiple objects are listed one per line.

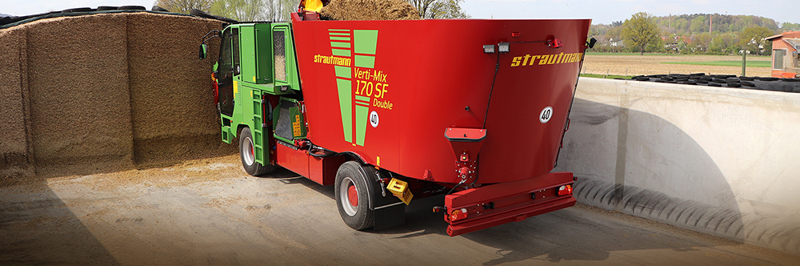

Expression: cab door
xmin=217 ymin=27 xmax=241 ymax=116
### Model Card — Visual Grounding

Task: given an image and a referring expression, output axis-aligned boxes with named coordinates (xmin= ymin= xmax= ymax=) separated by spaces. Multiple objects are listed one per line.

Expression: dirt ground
xmin=1 ymin=155 xmax=798 ymax=265
xmin=583 ymin=54 xmax=772 ymax=77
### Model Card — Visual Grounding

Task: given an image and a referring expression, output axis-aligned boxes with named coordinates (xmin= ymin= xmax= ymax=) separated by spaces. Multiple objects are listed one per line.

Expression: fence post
xmin=742 ymin=49 xmax=747 ymax=77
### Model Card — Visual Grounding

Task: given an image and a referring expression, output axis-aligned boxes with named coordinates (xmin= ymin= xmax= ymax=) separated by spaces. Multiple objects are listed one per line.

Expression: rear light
xmin=450 ymin=208 xmax=468 ymax=222
xmin=557 ymin=185 xmax=573 ymax=196
xmin=548 ymin=38 xmax=563 ymax=49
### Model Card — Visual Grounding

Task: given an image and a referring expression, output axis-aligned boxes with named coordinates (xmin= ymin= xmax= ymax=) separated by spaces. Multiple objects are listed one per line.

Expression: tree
xmin=406 ymin=0 xmax=469 ymax=19
xmin=645 ymin=36 xmax=666 ymax=53
xmin=689 ymin=16 xmax=707 ymax=33
xmin=155 ymin=0 xmax=214 ymax=13
xmin=692 ymin=32 xmax=711 ymax=53
xmin=709 ymin=32 xmax=736 ymax=55
xmin=210 ymin=0 xmax=294 ymax=21
xmin=671 ymin=18 xmax=688 ymax=36
xmin=621 ymin=12 xmax=659 ymax=55
xmin=737 ymin=26 xmax=774 ymax=55
xmin=781 ymin=22 xmax=800 ymax=31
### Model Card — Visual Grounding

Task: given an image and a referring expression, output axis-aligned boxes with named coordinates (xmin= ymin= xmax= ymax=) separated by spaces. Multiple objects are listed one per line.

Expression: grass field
xmin=579 ymin=73 xmax=630 ymax=79
xmin=662 ymin=61 xmax=772 ymax=68
xmin=582 ymin=53 xmax=772 ymax=77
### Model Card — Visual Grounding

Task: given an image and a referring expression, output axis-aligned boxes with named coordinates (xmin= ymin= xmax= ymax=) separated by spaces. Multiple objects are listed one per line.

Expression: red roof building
xmin=767 ymin=31 xmax=800 ymax=78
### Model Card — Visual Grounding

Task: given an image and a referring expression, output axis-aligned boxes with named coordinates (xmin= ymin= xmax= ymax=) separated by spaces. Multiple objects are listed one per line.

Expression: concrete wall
xmin=557 ymin=78 xmax=800 ymax=255
xmin=0 ymin=12 xmax=232 ymax=181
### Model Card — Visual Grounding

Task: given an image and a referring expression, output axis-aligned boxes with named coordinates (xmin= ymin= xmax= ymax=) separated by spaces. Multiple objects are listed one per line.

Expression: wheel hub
xmin=347 ymin=185 xmax=358 ymax=207
xmin=340 ymin=177 xmax=358 ymax=216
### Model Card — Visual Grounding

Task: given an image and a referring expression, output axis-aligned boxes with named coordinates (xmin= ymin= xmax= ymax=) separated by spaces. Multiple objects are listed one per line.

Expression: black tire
xmin=190 ymin=8 xmax=238 ymax=23
xmin=118 ymin=5 xmax=147 ymax=11
xmin=239 ymin=127 xmax=275 ymax=176
xmin=62 ymin=7 xmax=93 ymax=13
xmin=212 ymin=14 xmax=238 ymax=23
xmin=152 ymin=6 xmax=169 ymax=12
xmin=190 ymin=8 xmax=215 ymax=19
xmin=335 ymin=161 xmax=375 ymax=230
xmin=0 ymin=16 xmax=20 ymax=26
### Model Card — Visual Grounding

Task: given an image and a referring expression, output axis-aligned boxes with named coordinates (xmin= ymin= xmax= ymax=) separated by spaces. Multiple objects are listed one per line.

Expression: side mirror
xmin=587 ymin=38 xmax=597 ymax=49
xmin=199 ymin=44 xmax=208 ymax=59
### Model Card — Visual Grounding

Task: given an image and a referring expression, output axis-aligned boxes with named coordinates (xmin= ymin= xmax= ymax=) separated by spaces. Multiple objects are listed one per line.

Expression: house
xmin=609 ymin=38 xmax=623 ymax=47
xmin=766 ymin=31 xmax=800 ymax=78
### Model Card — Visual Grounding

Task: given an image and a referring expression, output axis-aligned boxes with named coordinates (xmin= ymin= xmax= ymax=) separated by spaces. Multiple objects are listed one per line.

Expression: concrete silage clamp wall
xmin=556 ymin=78 xmax=800 ymax=255
xmin=0 ymin=12 xmax=230 ymax=180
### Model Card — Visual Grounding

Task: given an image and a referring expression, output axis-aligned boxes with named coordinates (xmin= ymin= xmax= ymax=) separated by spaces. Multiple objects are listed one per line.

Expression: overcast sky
xmin=3 ymin=0 xmax=798 ymax=25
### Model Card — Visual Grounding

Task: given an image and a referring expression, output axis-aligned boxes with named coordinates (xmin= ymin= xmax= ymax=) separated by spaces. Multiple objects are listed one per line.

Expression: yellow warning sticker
xmin=292 ymin=115 xmax=302 ymax=137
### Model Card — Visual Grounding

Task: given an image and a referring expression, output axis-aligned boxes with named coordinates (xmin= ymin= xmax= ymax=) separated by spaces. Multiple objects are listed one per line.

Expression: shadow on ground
xmin=0 ymin=182 xmax=118 ymax=265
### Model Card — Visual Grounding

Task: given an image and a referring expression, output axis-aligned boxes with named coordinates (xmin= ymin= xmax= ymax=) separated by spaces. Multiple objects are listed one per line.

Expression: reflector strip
xmin=332 ymin=49 xmax=351 ymax=57
xmin=331 ymin=42 xmax=351 ymax=48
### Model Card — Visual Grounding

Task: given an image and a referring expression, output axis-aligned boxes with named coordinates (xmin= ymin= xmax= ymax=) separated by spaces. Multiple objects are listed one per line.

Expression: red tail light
xmin=450 ymin=208 xmax=468 ymax=222
xmin=557 ymin=185 xmax=573 ymax=196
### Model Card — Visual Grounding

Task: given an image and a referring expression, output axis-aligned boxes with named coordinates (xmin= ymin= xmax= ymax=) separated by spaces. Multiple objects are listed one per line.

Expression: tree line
xmin=591 ymin=12 xmax=799 ymax=55
xmin=154 ymin=0 xmax=468 ymax=22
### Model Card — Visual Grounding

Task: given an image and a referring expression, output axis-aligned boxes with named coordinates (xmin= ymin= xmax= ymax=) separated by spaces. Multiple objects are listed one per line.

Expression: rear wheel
xmin=239 ymin=127 xmax=275 ymax=176
xmin=335 ymin=161 xmax=375 ymax=230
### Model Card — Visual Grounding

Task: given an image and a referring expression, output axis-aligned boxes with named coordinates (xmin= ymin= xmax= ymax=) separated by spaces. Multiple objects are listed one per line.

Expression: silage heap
xmin=0 ymin=12 xmax=234 ymax=181
xmin=320 ymin=0 xmax=421 ymax=20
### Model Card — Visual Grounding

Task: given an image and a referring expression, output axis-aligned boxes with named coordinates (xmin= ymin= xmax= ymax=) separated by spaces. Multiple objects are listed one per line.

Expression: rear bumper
xmin=444 ymin=171 xmax=575 ymax=236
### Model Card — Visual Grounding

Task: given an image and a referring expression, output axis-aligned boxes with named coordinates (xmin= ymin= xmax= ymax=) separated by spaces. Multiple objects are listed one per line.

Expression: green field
xmin=585 ymin=52 xmax=680 ymax=56
xmin=661 ymin=60 xmax=771 ymax=67
xmin=579 ymin=73 xmax=630 ymax=79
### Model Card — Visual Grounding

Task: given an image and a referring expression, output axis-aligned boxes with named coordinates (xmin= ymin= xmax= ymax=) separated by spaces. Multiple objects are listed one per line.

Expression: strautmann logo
xmin=315 ymin=29 xmax=392 ymax=147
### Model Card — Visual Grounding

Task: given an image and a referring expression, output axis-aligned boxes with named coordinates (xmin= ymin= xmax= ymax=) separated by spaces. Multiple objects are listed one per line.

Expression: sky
xmin=3 ymin=0 xmax=798 ymax=25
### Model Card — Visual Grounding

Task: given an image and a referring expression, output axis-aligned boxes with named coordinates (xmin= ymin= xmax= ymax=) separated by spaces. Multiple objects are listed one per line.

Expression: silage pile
xmin=320 ymin=0 xmax=421 ymax=20
xmin=0 ymin=12 xmax=234 ymax=182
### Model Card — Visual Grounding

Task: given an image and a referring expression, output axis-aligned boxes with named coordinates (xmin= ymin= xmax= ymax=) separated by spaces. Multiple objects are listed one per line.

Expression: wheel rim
xmin=243 ymin=137 xmax=255 ymax=166
xmin=340 ymin=177 xmax=358 ymax=216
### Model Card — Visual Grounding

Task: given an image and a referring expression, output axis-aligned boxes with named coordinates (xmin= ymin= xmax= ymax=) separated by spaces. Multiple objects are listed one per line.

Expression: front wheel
xmin=239 ymin=127 xmax=275 ymax=176
xmin=335 ymin=161 xmax=375 ymax=230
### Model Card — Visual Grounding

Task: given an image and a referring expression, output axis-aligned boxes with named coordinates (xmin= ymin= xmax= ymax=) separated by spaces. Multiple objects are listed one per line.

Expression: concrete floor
xmin=1 ymin=155 xmax=798 ymax=265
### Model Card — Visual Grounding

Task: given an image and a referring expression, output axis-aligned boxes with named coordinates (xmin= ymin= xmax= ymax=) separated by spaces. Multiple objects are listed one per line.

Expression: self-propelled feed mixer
xmin=199 ymin=1 xmax=592 ymax=236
